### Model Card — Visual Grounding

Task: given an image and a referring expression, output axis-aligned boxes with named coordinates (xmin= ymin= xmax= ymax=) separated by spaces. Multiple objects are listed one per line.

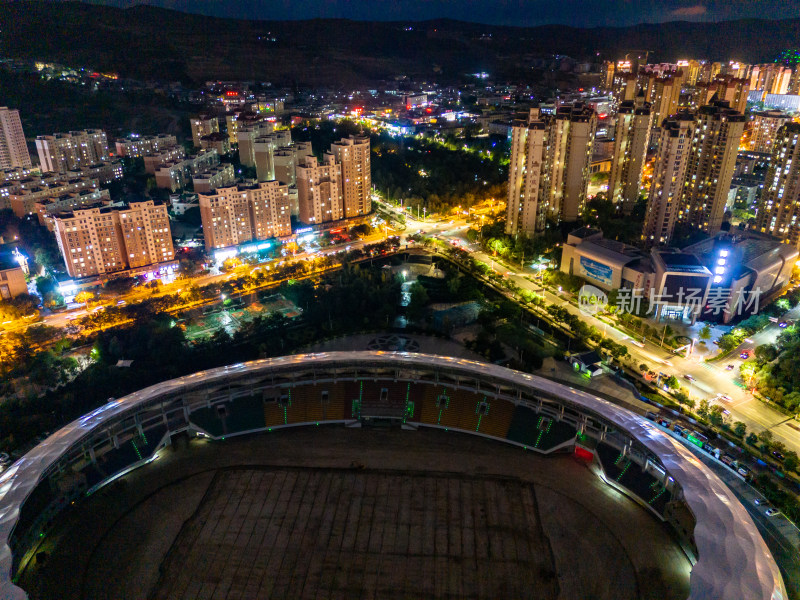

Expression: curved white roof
xmin=0 ymin=352 xmax=786 ymax=600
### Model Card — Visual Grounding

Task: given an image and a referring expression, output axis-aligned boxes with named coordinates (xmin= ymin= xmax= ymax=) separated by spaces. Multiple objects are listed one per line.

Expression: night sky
xmin=76 ymin=0 xmax=800 ymax=27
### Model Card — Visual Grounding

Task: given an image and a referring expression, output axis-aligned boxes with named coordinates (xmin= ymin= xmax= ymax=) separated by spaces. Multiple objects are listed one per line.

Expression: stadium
xmin=0 ymin=352 xmax=786 ymax=599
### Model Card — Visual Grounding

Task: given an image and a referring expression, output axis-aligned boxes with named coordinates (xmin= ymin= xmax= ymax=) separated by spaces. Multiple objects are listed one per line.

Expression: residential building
xmin=199 ymin=132 xmax=230 ymax=156
xmin=607 ymin=95 xmax=652 ymax=213
xmin=273 ymin=147 xmax=296 ymax=186
xmin=330 ymin=135 xmax=371 ymax=218
xmin=36 ymin=130 xmax=108 ymax=173
xmin=192 ymin=164 xmax=235 ymax=194
xmin=52 ymin=200 xmax=174 ymax=279
xmin=756 ymin=122 xmax=800 ymax=248
xmin=117 ymin=200 xmax=175 ymax=269
xmin=198 ymin=181 xmax=291 ymax=250
xmin=253 ymin=130 xmax=291 ymax=181
xmin=642 ymin=113 xmax=695 ymax=247
xmin=190 ymin=115 xmax=219 ymax=148
xmin=226 ymin=111 xmax=270 ymax=145
xmin=238 ymin=121 xmax=274 ymax=167
xmin=505 ymin=108 xmax=549 ymax=236
xmin=0 ymin=250 xmax=27 ymax=299
xmin=35 ymin=188 xmax=112 ymax=229
xmin=297 ymin=154 xmax=344 ymax=225
xmin=649 ymin=76 xmax=681 ymax=134
xmin=749 ymin=110 xmax=790 ymax=154
xmin=0 ymin=107 xmax=31 ymax=169
xmin=114 ymin=134 xmax=177 ymax=158
xmin=144 ymin=147 xmax=186 ymax=174
xmin=153 ymin=149 xmax=219 ymax=192
xmin=679 ymin=100 xmax=745 ymax=234
xmin=7 ymin=176 xmax=101 ymax=217
xmin=548 ymin=102 xmax=597 ymax=222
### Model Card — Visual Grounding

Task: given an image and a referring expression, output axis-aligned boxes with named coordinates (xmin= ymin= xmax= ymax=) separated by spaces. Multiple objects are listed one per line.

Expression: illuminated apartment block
xmin=679 ymin=100 xmax=745 ymax=234
xmin=52 ymin=200 xmax=174 ymax=279
xmin=297 ymin=154 xmax=344 ymax=225
xmin=505 ymin=108 xmax=549 ymax=236
xmin=608 ymin=95 xmax=652 ymax=214
xmin=0 ymin=107 xmax=31 ymax=169
xmin=756 ymin=122 xmax=800 ymax=248
xmin=330 ymin=135 xmax=371 ymax=218
xmin=198 ymin=181 xmax=291 ymax=251
xmin=642 ymin=113 xmax=695 ymax=247
xmin=190 ymin=115 xmax=219 ymax=148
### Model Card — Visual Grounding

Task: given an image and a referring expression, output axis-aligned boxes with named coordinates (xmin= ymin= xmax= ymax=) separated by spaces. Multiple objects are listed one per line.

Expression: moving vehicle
xmin=683 ymin=374 xmax=695 ymax=381
xmin=717 ymin=393 xmax=732 ymax=402
xmin=726 ymin=364 xmax=735 ymax=370
xmin=754 ymin=497 xmax=770 ymax=506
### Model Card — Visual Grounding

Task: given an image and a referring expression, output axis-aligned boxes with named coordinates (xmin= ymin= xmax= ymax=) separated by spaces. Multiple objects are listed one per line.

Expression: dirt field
xmin=20 ymin=427 xmax=691 ymax=600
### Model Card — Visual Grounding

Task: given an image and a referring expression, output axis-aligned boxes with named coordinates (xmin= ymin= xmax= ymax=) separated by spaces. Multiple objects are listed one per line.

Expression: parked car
xmin=765 ymin=508 xmax=781 ymax=517
xmin=754 ymin=497 xmax=770 ymax=506
xmin=772 ymin=451 xmax=785 ymax=461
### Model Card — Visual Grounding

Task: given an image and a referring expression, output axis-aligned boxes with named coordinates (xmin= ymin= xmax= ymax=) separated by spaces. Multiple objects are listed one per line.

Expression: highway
xmin=378 ymin=198 xmax=800 ymax=456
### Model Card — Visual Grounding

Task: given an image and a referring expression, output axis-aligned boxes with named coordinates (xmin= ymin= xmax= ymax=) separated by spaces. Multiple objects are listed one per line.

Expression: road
xmin=377 ymin=198 xmax=800 ymax=456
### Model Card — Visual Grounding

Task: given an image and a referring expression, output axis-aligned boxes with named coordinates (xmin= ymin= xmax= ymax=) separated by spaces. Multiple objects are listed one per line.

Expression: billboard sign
xmin=579 ymin=256 xmax=613 ymax=287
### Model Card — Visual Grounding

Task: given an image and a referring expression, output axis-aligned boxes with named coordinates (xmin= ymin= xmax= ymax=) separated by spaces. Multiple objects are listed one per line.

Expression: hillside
xmin=2 ymin=2 xmax=799 ymax=85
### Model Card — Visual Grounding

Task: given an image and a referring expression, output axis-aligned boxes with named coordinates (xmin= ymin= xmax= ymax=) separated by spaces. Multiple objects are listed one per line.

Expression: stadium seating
xmin=506 ymin=405 xmax=577 ymax=452
xmin=596 ymin=443 xmax=668 ymax=515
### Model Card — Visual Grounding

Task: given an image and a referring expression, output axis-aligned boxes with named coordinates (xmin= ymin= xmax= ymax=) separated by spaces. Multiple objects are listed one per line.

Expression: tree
xmin=699 ymin=324 xmax=712 ymax=341
xmin=746 ymin=432 xmax=759 ymax=446
xmin=733 ymin=421 xmax=747 ymax=438
xmin=784 ymin=451 xmax=798 ymax=473
xmin=638 ymin=363 xmax=649 ymax=373
xmin=664 ymin=375 xmax=680 ymax=389
xmin=697 ymin=399 xmax=710 ymax=420
xmin=708 ymin=405 xmax=725 ymax=427
xmin=406 ymin=282 xmax=429 ymax=321
xmin=75 ymin=291 xmax=94 ymax=307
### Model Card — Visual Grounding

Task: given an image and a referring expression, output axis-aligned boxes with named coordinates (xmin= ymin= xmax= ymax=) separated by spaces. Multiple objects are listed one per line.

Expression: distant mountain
xmin=2 ymin=2 xmax=799 ymax=85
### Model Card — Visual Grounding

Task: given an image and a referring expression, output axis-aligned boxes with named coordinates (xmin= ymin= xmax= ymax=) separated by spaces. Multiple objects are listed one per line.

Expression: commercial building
xmin=330 ymin=135 xmax=371 ymax=218
xmin=0 ymin=107 xmax=31 ymax=169
xmin=560 ymin=227 xmax=653 ymax=293
xmin=607 ymin=95 xmax=652 ymax=214
xmin=35 ymin=130 xmax=108 ymax=173
xmin=561 ymin=227 xmax=712 ymax=323
xmin=52 ymin=200 xmax=174 ymax=280
xmin=684 ymin=231 xmax=798 ymax=323
xmin=678 ymin=100 xmax=745 ymax=235
xmin=198 ymin=181 xmax=292 ymax=251
xmin=297 ymin=154 xmax=344 ymax=225
xmin=114 ymin=134 xmax=178 ymax=158
xmin=756 ymin=122 xmax=800 ymax=248
xmin=192 ymin=164 xmax=235 ymax=194
xmin=748 ymin=110 xmax=790 ymax=154
xmin=642 ymin=113 xmax=695 ymax=247
xmin=190 ymin=115 xmax=219 ymax=148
